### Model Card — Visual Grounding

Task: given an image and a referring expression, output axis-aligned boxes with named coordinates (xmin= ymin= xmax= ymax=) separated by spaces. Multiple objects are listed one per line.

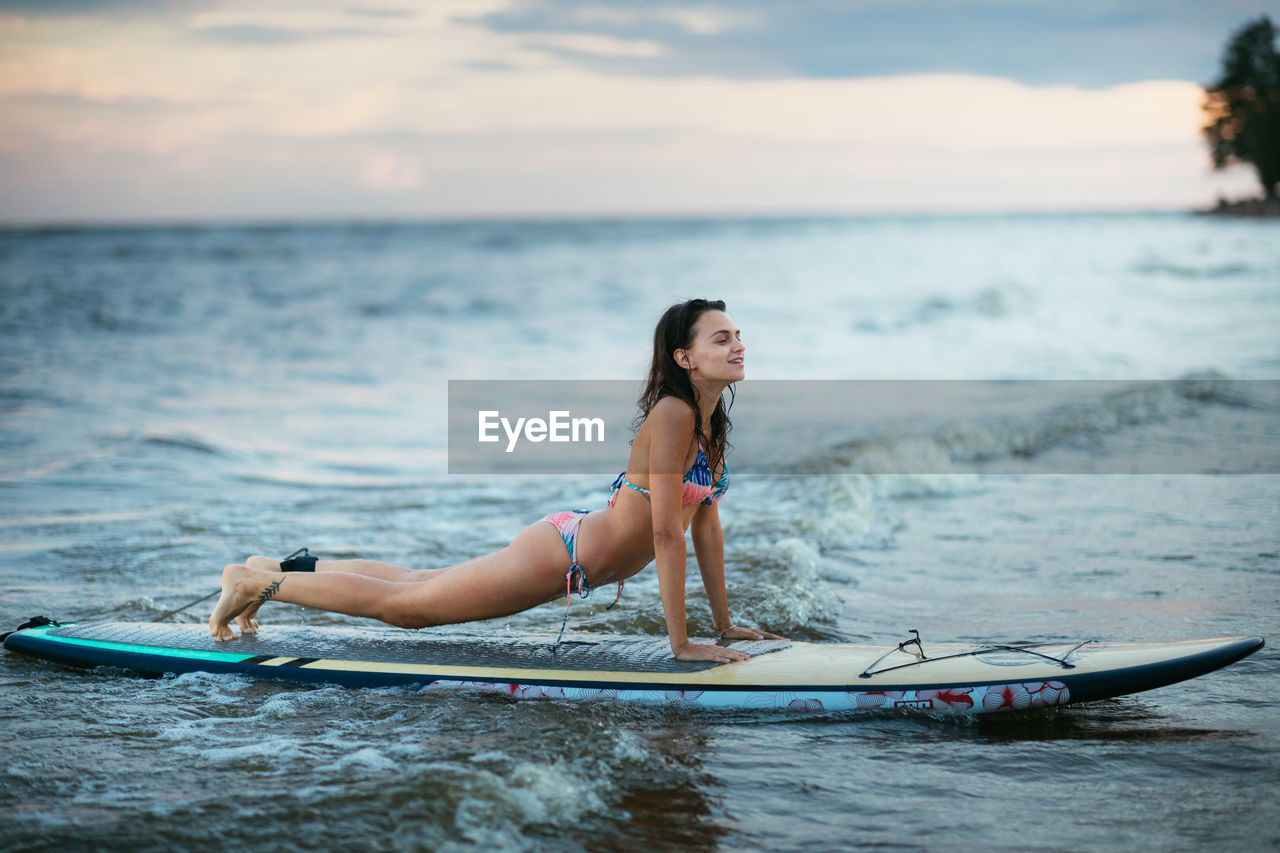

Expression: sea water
xmin=0 ymin=213 xmax=1277 ymax=850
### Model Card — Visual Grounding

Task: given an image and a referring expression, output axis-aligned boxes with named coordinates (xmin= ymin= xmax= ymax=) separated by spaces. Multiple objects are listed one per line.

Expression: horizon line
xmin=0 ymin=201 xmax=1247 ymax=232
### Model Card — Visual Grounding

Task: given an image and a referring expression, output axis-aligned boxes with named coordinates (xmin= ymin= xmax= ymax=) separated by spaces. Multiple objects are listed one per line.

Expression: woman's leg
xmin=211 ymin=521 xmax=571 ymax=641
xmin=245 ymin=555 xmax=448 ymax=582
xmin=234 ymin=555 xmax=452 ymax=632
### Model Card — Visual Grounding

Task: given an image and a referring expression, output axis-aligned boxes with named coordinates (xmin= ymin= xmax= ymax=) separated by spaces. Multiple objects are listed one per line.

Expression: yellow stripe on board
xmin=292 ymin=649 xmax=840 ymax=687
xmin=257 ymin=657 xmax=298 ymax=667
xmin=284 ymin=639 xmax=1239 ymax=688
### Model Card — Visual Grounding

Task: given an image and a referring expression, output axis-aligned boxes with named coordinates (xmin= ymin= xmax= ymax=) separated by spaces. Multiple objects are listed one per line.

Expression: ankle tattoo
xmin=257 ymin=579 xmax=283 ymax=604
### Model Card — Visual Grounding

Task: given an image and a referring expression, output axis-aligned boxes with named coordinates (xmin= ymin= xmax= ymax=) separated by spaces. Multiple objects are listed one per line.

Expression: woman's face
xmin=677 ymin=309 xmax=745 ymax=382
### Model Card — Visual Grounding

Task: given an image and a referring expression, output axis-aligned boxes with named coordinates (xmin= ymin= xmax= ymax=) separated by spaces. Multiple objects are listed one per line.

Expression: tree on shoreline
xmin=1202 ymin=16 xmax=1280 ymax=200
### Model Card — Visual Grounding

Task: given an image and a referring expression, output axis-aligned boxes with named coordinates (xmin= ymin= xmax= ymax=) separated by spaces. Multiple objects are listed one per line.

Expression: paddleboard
xmin=3 ymin=621 xmax=1263 ymax=714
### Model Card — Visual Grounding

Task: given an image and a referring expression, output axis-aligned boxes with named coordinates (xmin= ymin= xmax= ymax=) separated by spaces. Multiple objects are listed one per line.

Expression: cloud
xmin=2 ymin=90 xmax=210 ymax=110
xmin=344 ymin=6 xmax=415 ymax=19
xmin=0 ymin=0 xmax=1262 ymax=221
xmin=462 ymin=0 xmax=1277 ymax=87
xmin=0 ymin=0 xmax=191 ymax=16
xmin=2 ymin=118 xmax=1259 ymax=224
xmin=522 ymin=31 xmax=666 ymax=58
xmin=189 ymin=23 xmax=383 ymax=45
xmin=7 ymin=0 xmax=1270 ymax=87
xmin=1 ymin=66 xmax=1244 ymax=221
xmin=559 ymin=4 xmax=757 ymax=37
xmin=359 ymin=150 xmax=423 ymax=190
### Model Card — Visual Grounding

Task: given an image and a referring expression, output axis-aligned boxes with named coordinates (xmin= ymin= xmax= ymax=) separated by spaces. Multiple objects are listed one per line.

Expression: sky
xmin=0 ymin=0 xmax=1274 ymax=223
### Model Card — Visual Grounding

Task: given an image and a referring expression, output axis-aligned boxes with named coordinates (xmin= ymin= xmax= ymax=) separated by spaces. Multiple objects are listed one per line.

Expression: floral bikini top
xmin=609 ymin=445 xmax=730 ymax=508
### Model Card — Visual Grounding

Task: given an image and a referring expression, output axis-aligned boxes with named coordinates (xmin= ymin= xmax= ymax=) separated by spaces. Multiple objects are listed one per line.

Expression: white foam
xmin=320 ymin=746 xmax=398 ymax=773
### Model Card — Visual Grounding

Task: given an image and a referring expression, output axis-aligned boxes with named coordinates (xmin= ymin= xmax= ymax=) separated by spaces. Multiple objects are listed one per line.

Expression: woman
xmin=209 ymin=299 xmax=781 ymax=662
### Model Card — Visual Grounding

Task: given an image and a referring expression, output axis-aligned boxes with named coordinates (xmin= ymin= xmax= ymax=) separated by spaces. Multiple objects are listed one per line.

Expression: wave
xmin=143 ymin=431 xmax=225 ymax=455
xmin=853 ymin=285 xmax=1021 ymax=333
xmin=1131 ymin=260 xmax=1254 ymax=279
xmin=811 ymin=372 xmax=1276 ymax=476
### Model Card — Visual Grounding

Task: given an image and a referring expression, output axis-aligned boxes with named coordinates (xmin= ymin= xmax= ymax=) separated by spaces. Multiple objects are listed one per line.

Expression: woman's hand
xmin=673 ymin=640 xmax=751 ymax=663
xmin=718 ymin=625 xmax=786 ymax=642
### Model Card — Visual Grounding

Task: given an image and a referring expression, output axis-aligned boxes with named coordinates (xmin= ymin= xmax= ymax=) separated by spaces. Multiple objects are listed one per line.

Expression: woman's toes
xmin=209 ymin=563 xmax=254 ymax=640
xmin=236 ymin=601 xmax=262 ymax=633
xmin=211 ymin=621 xmax=237 ymax=642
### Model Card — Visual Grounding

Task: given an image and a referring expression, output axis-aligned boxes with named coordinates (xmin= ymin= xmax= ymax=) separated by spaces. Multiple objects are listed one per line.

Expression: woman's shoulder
xmin=646 ymin=395 xmax=697 ymax=430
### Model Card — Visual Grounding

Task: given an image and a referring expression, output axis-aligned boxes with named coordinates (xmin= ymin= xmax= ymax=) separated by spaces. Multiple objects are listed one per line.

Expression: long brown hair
xmin=634 ymin=299 xmax=735 ymax=474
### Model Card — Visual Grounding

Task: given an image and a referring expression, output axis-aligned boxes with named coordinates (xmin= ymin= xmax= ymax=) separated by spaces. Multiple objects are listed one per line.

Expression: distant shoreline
xmin=1198 ymin=197 xmax=1280 ymax=218
xmin=1 ymin=206 xmax=1276 ymax=230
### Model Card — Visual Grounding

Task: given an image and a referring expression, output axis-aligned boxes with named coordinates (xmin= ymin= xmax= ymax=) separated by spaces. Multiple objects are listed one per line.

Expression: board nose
xmin=1230 ymin=636 xmax=1265 ymax=659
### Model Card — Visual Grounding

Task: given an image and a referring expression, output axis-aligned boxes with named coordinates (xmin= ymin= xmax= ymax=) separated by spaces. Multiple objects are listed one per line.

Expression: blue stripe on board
xmin=9 ymin=625 xmax=258 ymax=663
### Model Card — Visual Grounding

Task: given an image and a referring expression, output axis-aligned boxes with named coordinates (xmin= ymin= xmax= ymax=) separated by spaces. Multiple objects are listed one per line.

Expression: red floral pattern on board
xmin=788 ymin=698 xmax=825 ymax=711
xmin=427 ymin=677 xmax=1069 ymax=714
xmin=917 ymin=688 xmax=975 ymax=711
xmin=1026 ymin=680 xmax=1068 ymax=707
xmin=664 ymin=689 xmax=705 ymax=703
xmin=981 ymin=680 xmax=1069 ymax=712
xmin=511 ymin=684 xmax=565 ymax=699
xmin=850 ymin=690 xmax=905 ymax=709
xmin=982 ymin=683 xmax=1031 ymax=711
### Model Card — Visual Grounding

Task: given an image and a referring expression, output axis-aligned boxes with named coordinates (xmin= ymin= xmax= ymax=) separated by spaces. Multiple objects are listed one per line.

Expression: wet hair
xmin=634 ymin=298 xmax=734 ymax=473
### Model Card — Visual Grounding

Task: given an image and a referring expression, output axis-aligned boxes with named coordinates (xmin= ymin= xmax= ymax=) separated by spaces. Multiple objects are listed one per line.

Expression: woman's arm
xmin=690 ymin=501 xmax=731 ymax=633
xmin=646 ymin=399 xmax=748 ymax=662
xmin=692 ymin=502 xmax=786 ymax=642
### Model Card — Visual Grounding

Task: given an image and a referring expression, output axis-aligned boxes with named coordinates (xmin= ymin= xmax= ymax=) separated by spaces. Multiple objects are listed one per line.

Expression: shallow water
xmin=1 ymin=213 xmax=1277 ymax=850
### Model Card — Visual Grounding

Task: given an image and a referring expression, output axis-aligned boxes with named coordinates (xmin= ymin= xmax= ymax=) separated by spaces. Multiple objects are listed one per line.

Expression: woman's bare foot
xmin=235 ymin=603 xmax=261 ymax=634
xmin=209 ymin=563 xmax=282 ymax=641
xmin=234 ymin=556 xmax=281 ymax=633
